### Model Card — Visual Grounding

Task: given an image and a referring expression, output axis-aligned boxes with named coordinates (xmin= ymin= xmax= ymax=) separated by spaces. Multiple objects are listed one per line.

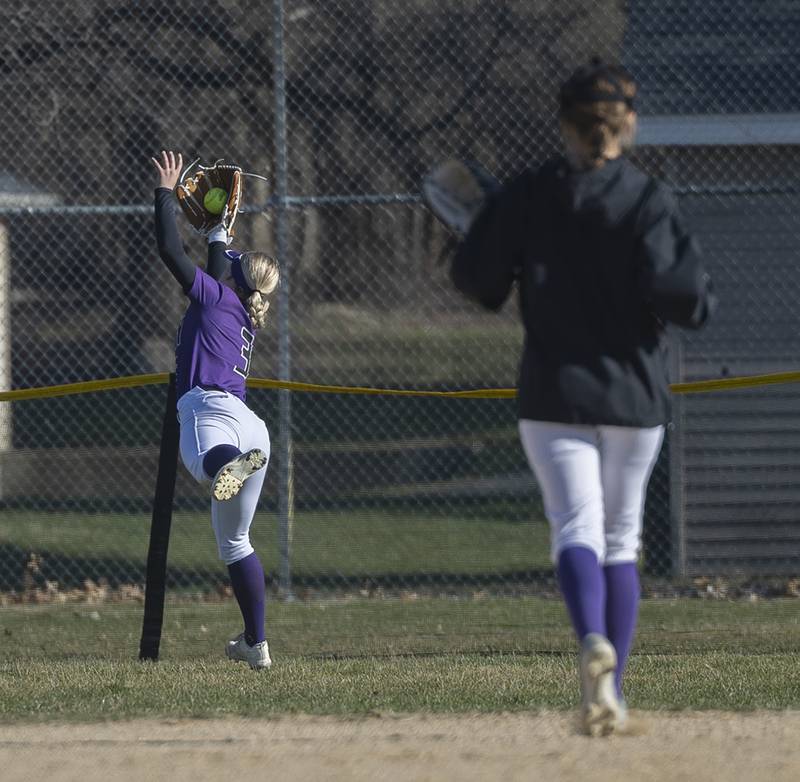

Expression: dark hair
xmin=558 ymin=58 xmax=638 ymax=167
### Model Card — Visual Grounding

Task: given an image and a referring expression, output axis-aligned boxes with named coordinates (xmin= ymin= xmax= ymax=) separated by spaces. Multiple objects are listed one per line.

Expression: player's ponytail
xmin=558 ymin=59 xmax=637 ymax=170
xmin=240 ymin=252 xmax=280 ymax=330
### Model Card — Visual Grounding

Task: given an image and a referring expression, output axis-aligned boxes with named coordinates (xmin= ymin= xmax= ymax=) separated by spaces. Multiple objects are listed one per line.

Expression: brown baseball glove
xmin=175 ymin=159 xmax=243 ymax=236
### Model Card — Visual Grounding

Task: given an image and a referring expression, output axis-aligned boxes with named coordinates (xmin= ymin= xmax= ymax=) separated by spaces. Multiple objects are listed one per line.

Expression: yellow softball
xmin=203 ymin=187 xmax=228 ymax=215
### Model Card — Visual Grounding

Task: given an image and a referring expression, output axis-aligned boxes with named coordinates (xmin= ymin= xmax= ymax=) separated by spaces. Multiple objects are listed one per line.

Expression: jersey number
xmin=233 ymin=327 xmax=255 ymax=379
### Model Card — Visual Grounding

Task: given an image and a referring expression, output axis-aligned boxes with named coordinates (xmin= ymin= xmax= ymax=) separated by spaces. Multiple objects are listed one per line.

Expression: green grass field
xmin=2 ymin=503 xmax=800 ymax=723
xmin=0 ymin=504 xmax=552 ymax=585
xmin=2 ymin=597 xmax=799 ymax=722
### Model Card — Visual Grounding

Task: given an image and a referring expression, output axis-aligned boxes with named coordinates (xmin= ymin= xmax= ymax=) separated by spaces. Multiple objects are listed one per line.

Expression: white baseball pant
xmin=518 ymin=420 xmax=664 ymax=565
xmin=177 ymin=387 xmax=270 ymax=565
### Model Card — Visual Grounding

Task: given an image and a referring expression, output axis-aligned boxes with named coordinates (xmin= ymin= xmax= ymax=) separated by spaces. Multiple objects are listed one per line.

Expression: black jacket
xmin=452 ymin=155 xmax=715 ymax=427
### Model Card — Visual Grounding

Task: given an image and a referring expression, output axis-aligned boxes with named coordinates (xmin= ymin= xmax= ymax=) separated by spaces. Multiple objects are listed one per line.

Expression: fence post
xmin=139 ymin=374 xmax=179 ymax=661
xmin=273 ymin=0 xmax=294 ymax=600
xmin=0 ymin=221 xmax=11 ymax=497
xmin=670 ymin=334 xmax=687 ymax=579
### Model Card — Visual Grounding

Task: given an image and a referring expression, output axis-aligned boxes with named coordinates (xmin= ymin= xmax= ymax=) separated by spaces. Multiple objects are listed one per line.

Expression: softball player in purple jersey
xmin=152 ymin=150 xmax=280 ymax=669
xmin=451 ymin=61 xmax=715 ymax=734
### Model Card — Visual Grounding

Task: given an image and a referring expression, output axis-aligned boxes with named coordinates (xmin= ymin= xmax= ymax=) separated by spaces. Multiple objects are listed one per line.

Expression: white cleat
xmin=225 ymin=633 xmax=272 ymax=670
xmin=212 ymin=448 xmax=267 ymax=501
xmin=579 ymin=633 xmax=625 ymax=737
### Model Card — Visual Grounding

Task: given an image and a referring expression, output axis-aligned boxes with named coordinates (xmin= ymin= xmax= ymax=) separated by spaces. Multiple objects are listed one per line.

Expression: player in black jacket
xmin=451 ymin=60 xmax=715 ymax=735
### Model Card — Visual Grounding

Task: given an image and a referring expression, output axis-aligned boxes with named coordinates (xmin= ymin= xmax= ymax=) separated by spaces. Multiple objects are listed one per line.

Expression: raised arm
xmin=206 ymin=226 xmax=231 ymax=280
xmin=450 ymin=173 xmax=528 ymax=311
xmin=151 ymin=150 xmax=197 ymax=292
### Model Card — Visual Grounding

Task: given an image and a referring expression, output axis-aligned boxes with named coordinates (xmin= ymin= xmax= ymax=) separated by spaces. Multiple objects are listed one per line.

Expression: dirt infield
xmin=2 ymin=711 xmax=799 ymax=781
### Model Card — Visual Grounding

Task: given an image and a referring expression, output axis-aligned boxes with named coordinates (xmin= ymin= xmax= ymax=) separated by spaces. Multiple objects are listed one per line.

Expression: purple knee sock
xmin=227 ymin=552 xmax=266 ymax=646
xmin=557 ymin=546 xmax=606 ymax=641
xmin=203 ymin=444 xmax=241 ymax=480
xmin=604 ymin=562 xmax=640 ymax=696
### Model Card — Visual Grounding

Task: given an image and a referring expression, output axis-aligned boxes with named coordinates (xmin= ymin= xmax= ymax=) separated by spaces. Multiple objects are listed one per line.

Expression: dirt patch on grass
xmin=2 ymin=711 xmax=799 ymax=781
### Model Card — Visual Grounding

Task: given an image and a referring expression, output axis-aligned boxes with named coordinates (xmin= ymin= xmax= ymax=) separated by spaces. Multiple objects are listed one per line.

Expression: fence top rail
xmin=1 ymin=369 xmax=800 ymax=403
xmin=0 ymin=185 xmax=797 ymax=217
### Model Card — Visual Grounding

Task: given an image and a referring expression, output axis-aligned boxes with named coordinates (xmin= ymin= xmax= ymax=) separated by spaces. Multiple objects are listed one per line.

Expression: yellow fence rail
xmin=1 ymin=369 xmax=800 ymax=403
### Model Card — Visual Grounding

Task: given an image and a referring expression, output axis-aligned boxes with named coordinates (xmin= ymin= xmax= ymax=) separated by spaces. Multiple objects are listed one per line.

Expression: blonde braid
xmin=240 ymin=252 xmax=280 ymax=330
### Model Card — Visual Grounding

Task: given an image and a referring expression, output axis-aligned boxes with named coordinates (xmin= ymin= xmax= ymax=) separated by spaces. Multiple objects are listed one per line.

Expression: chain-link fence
xmin=1 ymin=0 xmax=800 ymax=617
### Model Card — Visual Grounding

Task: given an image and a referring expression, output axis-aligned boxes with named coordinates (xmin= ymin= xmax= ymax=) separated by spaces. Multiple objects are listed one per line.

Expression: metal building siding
xmin=623 ymin=1 xmax=800 ymax=115
xmin=677 ymin=193 xmax=800 ymax=575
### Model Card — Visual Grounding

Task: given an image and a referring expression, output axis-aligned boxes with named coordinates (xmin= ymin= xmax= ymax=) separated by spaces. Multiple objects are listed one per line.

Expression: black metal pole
xmin=139 ymin=373 xmax=179 ymax=661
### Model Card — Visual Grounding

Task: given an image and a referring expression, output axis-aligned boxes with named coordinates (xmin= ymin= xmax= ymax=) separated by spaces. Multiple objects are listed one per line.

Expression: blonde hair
xmin=559 ymin=66 xmax=637 ymax=169
xmin=239 ymin=252 xmax=280 ymax=329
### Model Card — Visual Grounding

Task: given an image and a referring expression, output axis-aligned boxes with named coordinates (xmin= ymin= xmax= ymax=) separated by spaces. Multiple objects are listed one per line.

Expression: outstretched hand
xmin=151 ymin=150 xmax=184 ymax=190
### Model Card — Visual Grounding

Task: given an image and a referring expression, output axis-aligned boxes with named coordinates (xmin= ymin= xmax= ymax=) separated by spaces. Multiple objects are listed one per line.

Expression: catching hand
xmin=175 ymin=159 xmax=244 ymax=237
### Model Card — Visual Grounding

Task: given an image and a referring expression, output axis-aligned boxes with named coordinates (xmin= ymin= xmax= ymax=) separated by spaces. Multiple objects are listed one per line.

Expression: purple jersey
xmin=175 ymin=267 xmax=254 ymax=401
